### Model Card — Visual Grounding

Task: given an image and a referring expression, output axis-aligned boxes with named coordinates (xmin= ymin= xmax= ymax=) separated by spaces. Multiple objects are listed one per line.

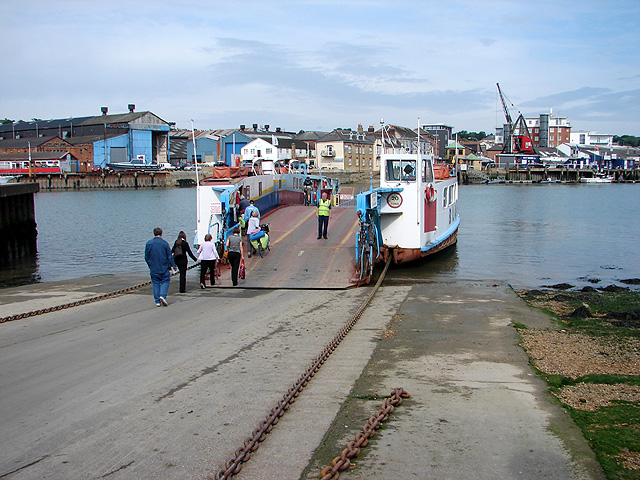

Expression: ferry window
xmin=244 ymin=186 xmax=250 ymax=199
xmin=443 ymin=186 xmax=448 ymax=208
xmin=385 ymin=159 xmax=416 ymax=182
xmin=449 ymin=185 xmax=453 ymax=204
xmin=422 ymin=158 xmax=434 ymax=182
xmin=258 ymin=182 xmax=263 ymax=196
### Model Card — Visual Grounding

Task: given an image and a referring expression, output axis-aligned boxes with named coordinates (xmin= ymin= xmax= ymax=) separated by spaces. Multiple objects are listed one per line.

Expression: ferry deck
xmin=229 ymin=204 xmax=360 ymax=289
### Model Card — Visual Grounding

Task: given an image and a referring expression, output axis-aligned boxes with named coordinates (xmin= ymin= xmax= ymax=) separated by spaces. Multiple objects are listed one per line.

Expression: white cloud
xmin=2 ymin=0 xmax=639 ymax=134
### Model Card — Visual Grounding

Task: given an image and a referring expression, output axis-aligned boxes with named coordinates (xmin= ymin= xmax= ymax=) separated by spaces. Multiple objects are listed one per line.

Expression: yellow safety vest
xmin=318 ymin=198 xmax=331 ymax=216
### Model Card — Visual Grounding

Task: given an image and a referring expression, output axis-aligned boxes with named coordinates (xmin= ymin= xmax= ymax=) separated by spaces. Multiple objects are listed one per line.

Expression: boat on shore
xmin=354 ymin=130 xmax=459 ymax=280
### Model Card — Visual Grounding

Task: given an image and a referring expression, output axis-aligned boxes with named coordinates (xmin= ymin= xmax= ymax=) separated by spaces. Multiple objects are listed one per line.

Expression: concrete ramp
xmin=241 ymin=205 xmax=359 ymax=289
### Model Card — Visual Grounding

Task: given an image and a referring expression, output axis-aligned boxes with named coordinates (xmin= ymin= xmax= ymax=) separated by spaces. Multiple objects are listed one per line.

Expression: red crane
xmin=496 ymin=83 xmax=535 ymax=155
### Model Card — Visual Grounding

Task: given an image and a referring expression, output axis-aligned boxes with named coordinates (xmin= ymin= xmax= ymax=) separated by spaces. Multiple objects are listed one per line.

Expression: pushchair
xmin=248 ymin=223 xmax=270 ymax=258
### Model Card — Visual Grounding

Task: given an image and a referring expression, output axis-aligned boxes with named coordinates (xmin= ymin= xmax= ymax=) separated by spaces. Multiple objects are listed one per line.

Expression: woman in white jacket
xmin=197 ymin=233 xmax=219 ymax=288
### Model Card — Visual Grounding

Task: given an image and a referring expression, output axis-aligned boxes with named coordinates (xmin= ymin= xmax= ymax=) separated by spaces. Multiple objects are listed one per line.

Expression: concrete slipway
xmin=0 ymin=275 xmax=604 ymax=479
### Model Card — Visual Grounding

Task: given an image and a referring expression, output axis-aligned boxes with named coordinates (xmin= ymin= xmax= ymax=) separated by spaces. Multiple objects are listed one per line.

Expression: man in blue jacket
xmin=145 ymin=227 xmax=177 ymax=306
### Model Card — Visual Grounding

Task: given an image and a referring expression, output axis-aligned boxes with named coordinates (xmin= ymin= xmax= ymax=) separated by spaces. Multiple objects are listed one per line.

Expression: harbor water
xmin=2 ymin=183 xmax=639 ymax=290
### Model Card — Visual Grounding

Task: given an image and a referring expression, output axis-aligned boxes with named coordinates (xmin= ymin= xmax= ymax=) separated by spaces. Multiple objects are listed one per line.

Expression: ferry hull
xmin=382 ymin=226 xmax=458 ymax=264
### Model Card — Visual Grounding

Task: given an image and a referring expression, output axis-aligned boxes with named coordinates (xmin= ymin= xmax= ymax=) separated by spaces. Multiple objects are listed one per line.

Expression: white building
xmin=241 ymin=138 xmax=290 ymax=163
xmin=570 ymin=131 xmax=614 ymax=147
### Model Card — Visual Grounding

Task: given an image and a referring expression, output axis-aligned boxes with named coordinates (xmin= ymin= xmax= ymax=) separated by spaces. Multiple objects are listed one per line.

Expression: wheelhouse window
xmin=422 ymin=158 xmax=434 ymax=182
xmin=386 ymin=159 xmax=416 ymax=182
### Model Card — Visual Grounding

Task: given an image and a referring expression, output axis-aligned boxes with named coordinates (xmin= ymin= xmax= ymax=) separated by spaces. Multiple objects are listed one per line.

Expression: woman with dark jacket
xmin=172 ymin=231 xmax=198 ymax=293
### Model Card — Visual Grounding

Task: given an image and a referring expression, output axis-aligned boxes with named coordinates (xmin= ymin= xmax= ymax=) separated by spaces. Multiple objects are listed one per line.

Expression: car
xmin=159 ymin=163 xmax=176 ymax=171
xmin=214 ymin=161 xmax=227 ymax=167
xmin=184 ymin=164 xmax=197 ymax=171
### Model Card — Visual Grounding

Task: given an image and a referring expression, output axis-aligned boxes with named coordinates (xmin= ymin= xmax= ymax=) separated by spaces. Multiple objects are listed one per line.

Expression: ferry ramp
xmin=240 ymin=205 xmax=359 ymax=289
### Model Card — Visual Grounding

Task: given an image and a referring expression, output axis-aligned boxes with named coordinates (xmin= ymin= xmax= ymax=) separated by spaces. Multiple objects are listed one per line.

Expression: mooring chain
xmin=213 ymin=255 xmax=393 ymax=480
xmin=313 ymin=387 xmax=410 ymax=480
xmin=0 ymin=265 xmax=199 ymax=324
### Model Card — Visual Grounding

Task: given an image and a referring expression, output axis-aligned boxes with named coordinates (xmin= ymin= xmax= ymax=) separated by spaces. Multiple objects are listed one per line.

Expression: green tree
xmin=1 ymin=118 xmax=14 ymax=124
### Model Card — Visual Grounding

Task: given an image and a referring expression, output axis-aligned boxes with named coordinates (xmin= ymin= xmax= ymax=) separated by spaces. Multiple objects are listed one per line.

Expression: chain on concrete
xmin=313 ymin=387 xmax=410 ymax=480
xmin=0 ymin=265 xmax=199 ymax=324
xmin=213 ymin=255 xmax=393 ymax=480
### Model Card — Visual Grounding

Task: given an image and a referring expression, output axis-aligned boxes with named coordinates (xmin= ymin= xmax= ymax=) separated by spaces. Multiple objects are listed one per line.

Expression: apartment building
xmin=525 ymin=110 xmax=571 ymax=148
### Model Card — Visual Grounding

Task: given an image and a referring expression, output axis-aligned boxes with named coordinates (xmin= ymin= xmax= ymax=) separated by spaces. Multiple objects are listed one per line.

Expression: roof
xmin=317 ymin=129 xmax=376 ymax=144
xmin=295 ymin=130 xmax=330 ymax=141
xmin=0 ymin=136 xmax=69 ymax=149
xmin=0 ymin=117 xmax=92 ymax=134
xmin=65 ymin=133 xmax=126 ymax=145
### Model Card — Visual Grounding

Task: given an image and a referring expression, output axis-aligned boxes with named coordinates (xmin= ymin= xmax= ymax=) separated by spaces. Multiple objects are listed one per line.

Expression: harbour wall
xmin=0 ymin=182 xmax=39 ymax=266
xmin=463 ymin=166 xmax=640 ymax=184
xmin=7 ymin=166 xmax=639 ymax=190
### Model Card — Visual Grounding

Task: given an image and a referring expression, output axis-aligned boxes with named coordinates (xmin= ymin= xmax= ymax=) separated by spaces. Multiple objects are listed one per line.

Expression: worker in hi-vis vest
xmin=316 ymin=191 xmax=332 ymax=239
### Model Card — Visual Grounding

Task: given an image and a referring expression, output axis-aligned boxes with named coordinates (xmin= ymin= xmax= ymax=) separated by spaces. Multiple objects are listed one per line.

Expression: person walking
xmin=225 ymin=226 xmax=244 ymax=286
xmin=316 ymin=191 xmax=332 ymax=239
xmin=197 ymin=233 xmax=219 ymax=288
xmin=243 ymin=199 xmax=260 ymax=223
xmin=172 ymin=231 xmax=198 ymax=293
xmin=144 ymin=227 xmax=176 ymax=307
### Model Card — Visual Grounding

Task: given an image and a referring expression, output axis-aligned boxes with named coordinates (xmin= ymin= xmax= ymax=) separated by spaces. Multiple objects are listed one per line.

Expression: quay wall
xmin=0 ymin=183 xmax=39 ymax=266
xmin=16 ymin=171 xmax=171 ymax=190
xmin=463 ymin=167 xmax=640 ymax=184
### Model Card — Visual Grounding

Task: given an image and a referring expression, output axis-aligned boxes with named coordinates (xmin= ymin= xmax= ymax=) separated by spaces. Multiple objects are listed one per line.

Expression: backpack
xmin=173 ymin=241 xmax=183 ymax=257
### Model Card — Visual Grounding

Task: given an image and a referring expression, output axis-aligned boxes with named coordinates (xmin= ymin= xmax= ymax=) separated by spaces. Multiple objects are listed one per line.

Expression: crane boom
xmin=496 ymin=82 xmax=513 ymax=126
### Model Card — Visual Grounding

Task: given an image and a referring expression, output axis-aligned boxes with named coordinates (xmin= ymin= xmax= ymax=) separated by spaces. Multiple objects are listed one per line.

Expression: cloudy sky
xmin=2 ymin=0 xmax=639 ymax=136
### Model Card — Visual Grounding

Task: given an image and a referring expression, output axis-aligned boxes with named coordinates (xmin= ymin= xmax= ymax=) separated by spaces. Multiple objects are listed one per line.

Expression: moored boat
xmin=355 ymin=130 xmax=459 ymax=281
xmin=579 ymin=174 xmax=613 ymax=183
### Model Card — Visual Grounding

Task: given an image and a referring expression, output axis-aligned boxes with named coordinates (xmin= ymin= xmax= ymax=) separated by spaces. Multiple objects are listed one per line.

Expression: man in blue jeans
xmin=145 ymin=227 xmax=177 ymax=306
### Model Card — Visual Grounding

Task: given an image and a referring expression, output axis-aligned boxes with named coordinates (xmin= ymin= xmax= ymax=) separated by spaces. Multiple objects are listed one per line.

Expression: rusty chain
xmin=0 ymin=264 xmax=199 ymax=324
xmin=313 ymin=387 xmax=410 ymax=480
xmin=213 ymin=255 xmax=393 ymax=480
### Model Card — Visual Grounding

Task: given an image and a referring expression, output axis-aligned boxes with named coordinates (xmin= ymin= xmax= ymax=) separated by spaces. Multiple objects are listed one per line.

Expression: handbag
xmin=239 ymin=258 xmax=246 ymax=279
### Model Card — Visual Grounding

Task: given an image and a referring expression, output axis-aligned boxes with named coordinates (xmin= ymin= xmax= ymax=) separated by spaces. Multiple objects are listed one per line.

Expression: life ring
xmin=426 ymin=185 xmax=436 ymax=203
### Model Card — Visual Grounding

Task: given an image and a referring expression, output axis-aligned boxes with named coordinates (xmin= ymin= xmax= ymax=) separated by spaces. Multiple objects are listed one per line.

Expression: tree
xmin=614 ymin=135 xmax=639 ymax=147
xmin=1 ymin=118 xmax=14 ymax=124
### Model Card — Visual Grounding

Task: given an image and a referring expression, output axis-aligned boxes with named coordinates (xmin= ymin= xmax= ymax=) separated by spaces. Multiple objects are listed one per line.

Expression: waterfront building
xmin=420 ymin=123 xmax=453 ymax=159
xmin=0 ymin=106 xmax=172 ymax=169
xmin=292 ymin=130 xmax=328 ymax=164
xmin=570 ymin=131 xmax=614 ymax=147
xmin=316 ymin=125 xmax=377 ymax=171
xmin=445 ymin=140 xmax=467 ymax=164
xmin=0 ymin=136 xmax=92 ymax=172
xmin=524 ymin=110 xmax=571 ymax=148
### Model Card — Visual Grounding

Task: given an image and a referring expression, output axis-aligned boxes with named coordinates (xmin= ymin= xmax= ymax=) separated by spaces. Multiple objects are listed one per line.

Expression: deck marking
xmin=298 ymin=250 xmax=305 ymax=256
xmin=320 ymin=217 xmax=359 ymax=284
xmin=272 ymin=209 xmax=316 ymax=245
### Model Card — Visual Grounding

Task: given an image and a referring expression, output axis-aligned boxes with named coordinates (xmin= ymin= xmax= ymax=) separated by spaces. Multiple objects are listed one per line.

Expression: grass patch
xmin=517 ymin=289 xmax=640 ymax=479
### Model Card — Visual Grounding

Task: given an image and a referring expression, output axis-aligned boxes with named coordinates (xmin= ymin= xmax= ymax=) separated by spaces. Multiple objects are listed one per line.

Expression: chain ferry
xmin=354 ymin=128 xmax=459 ymax=280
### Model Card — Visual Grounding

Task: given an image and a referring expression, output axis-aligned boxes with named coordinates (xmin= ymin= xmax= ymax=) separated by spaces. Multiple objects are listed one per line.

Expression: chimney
xmin=101 ymin=107 xmax=108 ymax=115
xmin=357 ymin=123 xmax=363 ymax=133
xmin=240 ymin=124 xmax=245 ymax=131
xmin=253 ymin=123 xmax=258 ymax=131
xmin=368 ymin=126 xmax=374 ymax=133
xmin=276 ymin=127 xmax=281 ymax=133
xmin=128 ymin=104 xmax=135 ymax=113
xmin=264 ymin=124 xmax=269 ymax=131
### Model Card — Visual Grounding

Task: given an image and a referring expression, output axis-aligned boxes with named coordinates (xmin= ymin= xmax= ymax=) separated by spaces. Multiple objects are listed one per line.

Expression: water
xmin=3 ymin=184 xmax=640 ymax=290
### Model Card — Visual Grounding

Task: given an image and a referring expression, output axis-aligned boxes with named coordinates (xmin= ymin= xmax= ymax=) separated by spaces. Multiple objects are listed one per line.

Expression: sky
xmin=2 ymin=0 xmax=639 ymax=136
